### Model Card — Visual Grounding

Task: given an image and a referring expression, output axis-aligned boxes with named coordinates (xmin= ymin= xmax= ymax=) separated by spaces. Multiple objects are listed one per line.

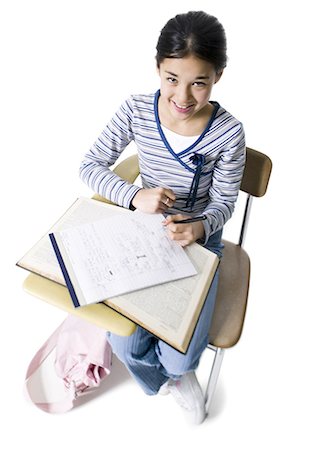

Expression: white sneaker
xmin=167 ymin=372 xmax=206 ymax=425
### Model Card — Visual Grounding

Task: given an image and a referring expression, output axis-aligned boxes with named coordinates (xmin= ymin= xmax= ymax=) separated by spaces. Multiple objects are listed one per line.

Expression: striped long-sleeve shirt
xmin=79 ymin=90 xmax=246 ymax=241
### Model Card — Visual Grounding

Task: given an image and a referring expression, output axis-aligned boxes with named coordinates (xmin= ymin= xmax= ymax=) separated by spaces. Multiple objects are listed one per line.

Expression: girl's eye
xmin=167 ymin=77 xmax=177 ymax=84
xmin=193 ymin=81 xmax=206 ymax=87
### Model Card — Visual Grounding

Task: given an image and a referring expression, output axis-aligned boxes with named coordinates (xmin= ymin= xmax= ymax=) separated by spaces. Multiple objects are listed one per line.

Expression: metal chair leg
xmin=204 ymin=346 xmax=225 ymax=414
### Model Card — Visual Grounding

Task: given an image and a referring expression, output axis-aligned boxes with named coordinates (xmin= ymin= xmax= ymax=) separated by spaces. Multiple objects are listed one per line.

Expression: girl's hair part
xmin=156 ymin=11 xmax=227 ymax=74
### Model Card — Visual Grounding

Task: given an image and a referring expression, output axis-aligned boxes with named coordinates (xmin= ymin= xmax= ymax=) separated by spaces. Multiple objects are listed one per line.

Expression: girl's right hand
xmin=131 ymin=187 xmax=176 ymax=214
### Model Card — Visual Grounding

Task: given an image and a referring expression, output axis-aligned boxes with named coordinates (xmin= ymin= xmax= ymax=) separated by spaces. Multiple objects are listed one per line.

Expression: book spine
xmin=49 ymin=233 xmax=81 ymax=308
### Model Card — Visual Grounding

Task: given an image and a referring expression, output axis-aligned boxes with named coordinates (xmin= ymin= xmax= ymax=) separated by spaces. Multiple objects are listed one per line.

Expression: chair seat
xmin=23 ymin=273 xmax=137 ymax=336
xmin=209 ymin=240 xmax=250 ymax=349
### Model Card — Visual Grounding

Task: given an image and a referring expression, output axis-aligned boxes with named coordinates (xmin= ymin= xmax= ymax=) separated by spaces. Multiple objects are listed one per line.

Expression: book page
xmin=105 ymin=243 xmax=218 ymax=350
xmin=54 ymin=212 xmax=197 ymax=305
xmin=17 ymin=198 xmax=129 ymax=283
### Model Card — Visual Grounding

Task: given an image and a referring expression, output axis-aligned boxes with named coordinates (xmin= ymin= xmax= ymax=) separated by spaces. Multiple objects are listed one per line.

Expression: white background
xmin=1 ymin=0 xmax=317 ymax=448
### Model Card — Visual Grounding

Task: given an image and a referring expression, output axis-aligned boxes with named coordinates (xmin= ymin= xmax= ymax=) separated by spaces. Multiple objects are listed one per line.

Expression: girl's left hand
xmin=163 ymin=214 xmax=205 ymax=247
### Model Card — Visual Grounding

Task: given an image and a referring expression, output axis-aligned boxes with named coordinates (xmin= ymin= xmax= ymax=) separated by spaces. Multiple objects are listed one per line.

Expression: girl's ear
xmin=214 ymin=70 xmax=224 ymax=84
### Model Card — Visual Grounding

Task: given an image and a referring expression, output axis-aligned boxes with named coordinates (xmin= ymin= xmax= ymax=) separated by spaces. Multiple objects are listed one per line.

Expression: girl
xmin=79 ymin=11 xmax=245 ymax=424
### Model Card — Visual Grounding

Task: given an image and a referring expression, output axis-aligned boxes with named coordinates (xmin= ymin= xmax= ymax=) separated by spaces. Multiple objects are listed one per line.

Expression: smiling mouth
xmin=172 ymin=101 xmax=194 ymax=113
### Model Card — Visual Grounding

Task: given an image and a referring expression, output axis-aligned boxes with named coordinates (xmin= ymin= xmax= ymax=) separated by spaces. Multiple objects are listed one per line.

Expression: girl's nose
xmin=176 ymin=85 xmax=192 ymax=105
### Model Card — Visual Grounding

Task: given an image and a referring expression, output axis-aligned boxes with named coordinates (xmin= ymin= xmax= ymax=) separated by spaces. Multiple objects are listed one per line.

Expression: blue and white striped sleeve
xmin=79 ymin=97 xmax=141 ymax=208
xmin=202 ymin=123 xmax=246 ymax=241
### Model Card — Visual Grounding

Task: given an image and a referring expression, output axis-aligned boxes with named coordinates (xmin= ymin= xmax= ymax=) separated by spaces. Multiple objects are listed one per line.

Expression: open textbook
xmin=17 ymin=197 xmax=219 ymax=353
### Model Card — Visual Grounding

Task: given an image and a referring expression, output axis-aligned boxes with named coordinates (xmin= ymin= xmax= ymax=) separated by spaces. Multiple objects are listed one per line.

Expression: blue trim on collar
xmin=154 ymin=89 xmax=220 ymax=174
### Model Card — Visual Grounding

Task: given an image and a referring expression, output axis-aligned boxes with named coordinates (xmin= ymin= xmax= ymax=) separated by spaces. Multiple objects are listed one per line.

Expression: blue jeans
xmin=107 ymin=229 xmax=223 ymax=395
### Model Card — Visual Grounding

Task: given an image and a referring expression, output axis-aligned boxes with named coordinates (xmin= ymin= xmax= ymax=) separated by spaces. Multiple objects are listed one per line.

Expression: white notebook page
xmin=56 ymin=212 xmax=197 ymax=305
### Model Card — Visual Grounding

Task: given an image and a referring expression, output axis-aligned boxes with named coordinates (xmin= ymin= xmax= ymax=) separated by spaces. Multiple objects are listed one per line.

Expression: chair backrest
xmin=240 ymin=147 xmax=272 ymax=197
xmin=237 ymin=147 xmax=272 ymax=246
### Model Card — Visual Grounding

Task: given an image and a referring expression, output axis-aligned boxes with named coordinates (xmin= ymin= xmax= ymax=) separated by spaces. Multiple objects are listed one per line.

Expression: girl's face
xmin=157 ymin=55 xmax=222 ymax=124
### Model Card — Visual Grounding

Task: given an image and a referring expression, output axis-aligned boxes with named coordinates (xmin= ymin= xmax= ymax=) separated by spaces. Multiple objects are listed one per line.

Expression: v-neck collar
xmin=154 ymin=89 xmax=220 ymax=164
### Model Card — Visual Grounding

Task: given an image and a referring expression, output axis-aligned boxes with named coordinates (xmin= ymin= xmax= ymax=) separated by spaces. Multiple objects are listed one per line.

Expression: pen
xmin=173 ymin=215 xmax=207 ymax=224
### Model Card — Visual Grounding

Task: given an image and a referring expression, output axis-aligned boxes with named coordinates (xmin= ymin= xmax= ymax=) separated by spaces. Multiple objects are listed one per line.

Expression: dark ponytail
xmin=156 ymin=11 xmax=227 ymax=74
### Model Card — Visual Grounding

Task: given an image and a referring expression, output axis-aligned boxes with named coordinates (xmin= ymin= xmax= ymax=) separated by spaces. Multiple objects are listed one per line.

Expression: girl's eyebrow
xmin=164 ymin=70 xmax=210 ymax=80
xmin=165 ymin=71 xmax=178 ymax=77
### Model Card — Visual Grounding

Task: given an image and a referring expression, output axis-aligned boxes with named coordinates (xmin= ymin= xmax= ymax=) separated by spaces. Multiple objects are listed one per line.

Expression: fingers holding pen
xmin=163 ymin=214 xmax=186 ymax=229
xmin=163 ymin=214 xmax=192 ymax=245
xmin=163 ymin=214 xmax=205 ymax=246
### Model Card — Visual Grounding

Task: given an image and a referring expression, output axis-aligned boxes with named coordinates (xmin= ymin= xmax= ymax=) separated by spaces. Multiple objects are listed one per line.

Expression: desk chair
xmin=205 ymin=147 xmax=272 ymax=413
xmin=23 ymin=147 xmax=272 ymax=416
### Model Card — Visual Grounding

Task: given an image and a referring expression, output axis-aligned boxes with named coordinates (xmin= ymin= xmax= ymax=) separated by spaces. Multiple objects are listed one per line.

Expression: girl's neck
xmin=158 ymin=98 xmax=214 ymax=137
